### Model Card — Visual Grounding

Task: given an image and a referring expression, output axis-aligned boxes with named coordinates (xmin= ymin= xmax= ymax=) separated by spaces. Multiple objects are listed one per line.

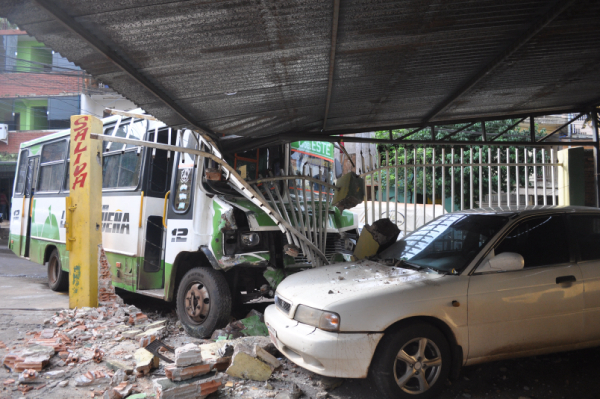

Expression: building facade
xmin=0 ymin=18 xmax=136 ymax=203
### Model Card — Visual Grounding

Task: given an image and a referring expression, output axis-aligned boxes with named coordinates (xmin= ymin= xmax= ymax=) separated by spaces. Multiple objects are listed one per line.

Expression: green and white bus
xmin=9 ymin=112 xmax=358 ymax=337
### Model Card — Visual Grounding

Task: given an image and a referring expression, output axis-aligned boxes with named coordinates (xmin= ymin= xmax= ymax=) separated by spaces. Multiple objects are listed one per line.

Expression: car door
xmin=467 ymin=213 xmax=584 ymax=362
xmin=569 ymin=214 xmax=600 ymax=342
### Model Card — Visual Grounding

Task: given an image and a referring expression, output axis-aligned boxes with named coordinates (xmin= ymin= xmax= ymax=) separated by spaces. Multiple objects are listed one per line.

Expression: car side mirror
xmin=477 ymin=252 xmax=524 ymax=273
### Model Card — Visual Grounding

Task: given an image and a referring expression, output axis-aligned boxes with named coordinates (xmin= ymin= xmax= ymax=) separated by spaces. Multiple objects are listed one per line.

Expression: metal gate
xmin=358 ymin=145 xmax=562 ymax=236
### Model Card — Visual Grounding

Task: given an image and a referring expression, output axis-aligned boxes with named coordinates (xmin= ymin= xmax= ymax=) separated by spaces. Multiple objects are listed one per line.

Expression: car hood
xmin=277 ymin=260 xmax=447 ymax=314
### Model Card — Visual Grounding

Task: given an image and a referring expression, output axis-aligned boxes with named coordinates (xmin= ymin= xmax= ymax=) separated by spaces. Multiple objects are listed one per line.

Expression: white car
xmin=265 ymin=206 xmax=600 ymax=398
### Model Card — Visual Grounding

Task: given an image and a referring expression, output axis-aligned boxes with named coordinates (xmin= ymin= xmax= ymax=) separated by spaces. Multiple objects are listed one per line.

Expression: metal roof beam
xmin=33 ymin=0 xmax=217 ymax=140
xmin=422 ymin=0 xmax=576 ymax=124
xmin=321 ymin=0 xmax=340 ymax=131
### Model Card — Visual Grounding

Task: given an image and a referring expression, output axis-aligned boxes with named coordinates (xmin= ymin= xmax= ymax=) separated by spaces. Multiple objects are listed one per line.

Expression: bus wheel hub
xmin=185 ymin=283 xmax=210 ymax=323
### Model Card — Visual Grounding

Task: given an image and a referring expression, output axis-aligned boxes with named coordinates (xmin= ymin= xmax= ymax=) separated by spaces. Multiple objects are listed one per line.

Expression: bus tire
xmin=47 ymin=249 xmax=68 ymax=292
xmin=176 ymin=267 xmax=231 ymax=339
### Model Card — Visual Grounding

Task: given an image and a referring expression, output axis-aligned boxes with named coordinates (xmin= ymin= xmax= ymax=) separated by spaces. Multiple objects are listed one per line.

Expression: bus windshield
xmin=289 ymin=141 xmax=334 ymax=199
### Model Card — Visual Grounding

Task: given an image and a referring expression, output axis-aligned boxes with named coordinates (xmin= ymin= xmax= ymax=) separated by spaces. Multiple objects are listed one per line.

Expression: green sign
xmin=290 ymin=141 xmax=334 ymax=161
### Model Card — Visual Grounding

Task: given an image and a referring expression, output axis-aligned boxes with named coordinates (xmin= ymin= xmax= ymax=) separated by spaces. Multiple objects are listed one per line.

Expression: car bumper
xmin=264 ymin=304 xmax=383 ymax=378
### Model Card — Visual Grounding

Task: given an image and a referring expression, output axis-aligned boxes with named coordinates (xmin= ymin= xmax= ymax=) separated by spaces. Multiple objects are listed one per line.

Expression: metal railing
xmin=359 ymin=146 xmax=561 ymax=236
xmin=249 ymin=169 xmax=338 ymax=267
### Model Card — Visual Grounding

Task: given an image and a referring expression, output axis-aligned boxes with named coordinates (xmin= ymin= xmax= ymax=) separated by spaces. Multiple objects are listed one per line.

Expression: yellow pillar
xmin=66 ymin=115 xmax=103 ymax=308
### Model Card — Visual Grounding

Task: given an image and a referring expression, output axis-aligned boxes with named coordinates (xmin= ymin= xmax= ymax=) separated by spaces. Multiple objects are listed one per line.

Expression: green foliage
xmin=372 ymin=120 xmax=548 ymax=209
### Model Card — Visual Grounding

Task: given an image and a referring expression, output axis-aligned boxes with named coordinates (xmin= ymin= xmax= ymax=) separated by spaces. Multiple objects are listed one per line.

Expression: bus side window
xmin=14 ymin=149 xmax=29 ymax=195
xmin=147 ymin=129 xmax=172 ymax=195
xmin=38 ymin=140 xmax=67 ymax=192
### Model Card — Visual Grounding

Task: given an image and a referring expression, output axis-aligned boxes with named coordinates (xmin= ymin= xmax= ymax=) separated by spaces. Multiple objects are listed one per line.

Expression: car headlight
xmin=240 ymin=232 xmax=260 ymax=247
xmin=293 ymin=305 xmax=340 ymax=332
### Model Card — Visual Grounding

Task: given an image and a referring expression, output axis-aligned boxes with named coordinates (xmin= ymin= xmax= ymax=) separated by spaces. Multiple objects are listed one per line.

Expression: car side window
xmin=570 ymin=215 xmax=600 ymax=262
xmin=495 ymin=215 xmax=569 ymax=268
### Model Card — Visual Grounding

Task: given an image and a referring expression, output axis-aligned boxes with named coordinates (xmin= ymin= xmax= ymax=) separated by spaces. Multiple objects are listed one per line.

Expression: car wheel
xmin=370 ymin=322 xmax=451 ymax=399
xmin=47 ymin=249 xmax=68 ymax=292
xmin=176 ymin=267 xmax=232 ymax=338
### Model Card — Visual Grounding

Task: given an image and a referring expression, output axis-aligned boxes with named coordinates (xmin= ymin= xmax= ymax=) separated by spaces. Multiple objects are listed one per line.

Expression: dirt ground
xmin=1 ymin=233 xmax=599 ymax=399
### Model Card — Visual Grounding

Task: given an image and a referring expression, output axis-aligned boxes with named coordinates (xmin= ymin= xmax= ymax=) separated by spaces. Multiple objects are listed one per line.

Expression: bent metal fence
xmin=358 ymin=146 xmax=562 ymax=237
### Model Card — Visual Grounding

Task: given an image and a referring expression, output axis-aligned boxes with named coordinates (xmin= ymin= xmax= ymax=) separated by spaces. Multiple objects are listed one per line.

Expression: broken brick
xmin=165 ymin=363 xmax=211 ymax=382
xmin=153 ymin=374 xmax=222 ymax=399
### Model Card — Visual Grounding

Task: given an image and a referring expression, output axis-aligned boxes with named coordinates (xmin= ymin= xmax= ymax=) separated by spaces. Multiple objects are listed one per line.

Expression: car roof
xmin=451 ymin=205 xmax=600 ymax=217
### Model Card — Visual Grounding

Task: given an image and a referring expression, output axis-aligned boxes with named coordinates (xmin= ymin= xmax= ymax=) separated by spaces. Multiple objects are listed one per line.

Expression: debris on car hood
xmin=275 ymin=260 xmax=445 ymax=310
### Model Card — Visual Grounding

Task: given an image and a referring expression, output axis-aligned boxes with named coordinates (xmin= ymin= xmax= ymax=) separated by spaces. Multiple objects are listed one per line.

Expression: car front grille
xmin=275 ymin=295 xmax=291 ymax=315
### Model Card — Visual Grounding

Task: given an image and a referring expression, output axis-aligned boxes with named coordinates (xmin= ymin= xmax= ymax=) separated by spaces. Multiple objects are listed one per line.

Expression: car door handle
xmin=556 ymin=275 xmax=576 ymax=284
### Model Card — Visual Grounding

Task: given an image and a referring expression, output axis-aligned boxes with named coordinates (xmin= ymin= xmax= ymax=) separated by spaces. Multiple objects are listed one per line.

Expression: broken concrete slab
xmin=134 ymin=348 xmax=159 ymax=376
xmin=104 ymin=358 xmax=134 ymax=374
xmin=332 ymin=172 xmax=365 ymax=211
xmin=253 ymin=344 xmax=280 ymax=370
xmin=144 ymin=320 xmax=168 ymax=331
xmin=354 ymin=218 xmax=400 ymax=260
xmin=226 ymin=351 xmax=272 ymax=381
xmin=174 ymin=343 xmax=202 ymax=367
xmin=153 ymin=374 xmax=222 ymax=399
xmin=137 ymin=326 xmax=167 ymax=347
xmin=122 ymin=329 xmax=143 ymax=339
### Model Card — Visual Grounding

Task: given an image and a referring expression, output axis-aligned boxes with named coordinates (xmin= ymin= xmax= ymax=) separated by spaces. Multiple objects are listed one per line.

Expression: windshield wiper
xmin=395 ymin=259 xmax=448 ymax=275
xmin=394 ymin=259 xmax=422 ymax=271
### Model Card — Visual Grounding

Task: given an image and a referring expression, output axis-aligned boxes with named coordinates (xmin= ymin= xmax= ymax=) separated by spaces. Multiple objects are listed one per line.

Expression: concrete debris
xmin=153 ymin=374 xmax=222 ymax=399
xmin=137 ymin=326 xmax=167 ymax=347
xmin=103 ymin=381 xmax=133 ymax=399
xmin=44 ymin=369 xmax=66 ymax=378
xmin=174 ymin=343 xmax=203 ymax=367
xmin=93 ymin=347 xmax=105 ymax=363
xmin=71 ymin=370 xmax=112 ymax=387
xmin=274 ymin=383 xmax=302 ymax=399
xmin=212 ymin=312 xmax=269 ymax=341
xmin=104 ymin=358 xmax=134 ymax=375
xmin=331 ymin=172 xmax=365 ymax=211
xmin=354 ymin=218 xmax=401 ymax=260
xmin=18 ymin=369 xmax=38 ymax=383
xmin=226 ymin=351 xmax=272 ymax=381
xmin=165 ymin=363 xmax=212 ymax=381
xmin=134 ymin=348 xmax=159 ymax=376
xmin=98 ymin=245 xmax=125 ymax=307
xmin=253 ymin=344 xmax=281 ymax=370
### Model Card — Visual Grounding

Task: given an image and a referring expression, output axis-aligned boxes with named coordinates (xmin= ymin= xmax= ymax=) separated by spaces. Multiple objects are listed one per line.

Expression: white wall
xmin=80 ymin=94 xmax=138 ymax=119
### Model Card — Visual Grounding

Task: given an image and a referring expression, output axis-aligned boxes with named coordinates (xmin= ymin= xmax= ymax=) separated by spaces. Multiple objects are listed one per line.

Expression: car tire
xmin=47 ymin=249 xmax=68 ymax=292
xmin=370 ymin=322 xmax=452 ymax=399
xmin=176 ymin=267 xmax=232 ymax=339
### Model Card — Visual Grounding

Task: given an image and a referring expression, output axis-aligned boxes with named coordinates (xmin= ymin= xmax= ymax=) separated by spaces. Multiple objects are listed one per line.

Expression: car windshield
xmin=379 ymin=214 xmax=509 ymax=273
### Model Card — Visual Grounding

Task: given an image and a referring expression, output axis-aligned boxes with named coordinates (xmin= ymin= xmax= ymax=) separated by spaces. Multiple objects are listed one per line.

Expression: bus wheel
xmin=176 ymin=267 xmax=232 ymax=338
xmin=47 ymin=249 xmax=68 ymax=292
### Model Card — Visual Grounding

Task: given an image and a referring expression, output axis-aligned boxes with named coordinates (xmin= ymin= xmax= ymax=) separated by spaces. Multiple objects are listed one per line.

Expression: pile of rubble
xmin=0 ymin=301 xmax=343 ymax=399
xmin=0 ymin=247 xmax=343 ymax=398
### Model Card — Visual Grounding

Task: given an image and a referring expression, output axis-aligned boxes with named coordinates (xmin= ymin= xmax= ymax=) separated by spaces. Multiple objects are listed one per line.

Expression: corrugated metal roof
xmin=1 ymin=0 xmax=599 ymax=148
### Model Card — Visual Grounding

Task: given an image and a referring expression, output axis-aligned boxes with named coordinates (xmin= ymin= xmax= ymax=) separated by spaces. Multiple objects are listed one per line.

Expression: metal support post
xmin=66 ymin=115 xmax=103 ymax=308
xmin=592 ymin=109 xmax=600 ymax=207
xmin=530 ymin=117 xmax=535 ymax=142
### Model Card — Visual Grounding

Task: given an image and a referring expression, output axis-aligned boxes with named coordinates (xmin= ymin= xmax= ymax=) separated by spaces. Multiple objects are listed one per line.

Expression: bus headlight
xmin=240 ymin=232 xmax=260 ymax=247
xmin=294 ymin=305 xmax=340 ymax=332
